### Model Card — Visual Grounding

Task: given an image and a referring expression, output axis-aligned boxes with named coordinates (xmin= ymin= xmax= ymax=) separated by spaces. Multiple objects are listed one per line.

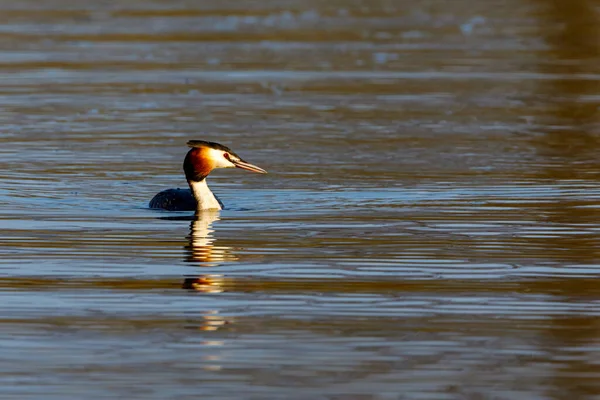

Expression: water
xmin=1 ymin=0 xmax=599 ymax=398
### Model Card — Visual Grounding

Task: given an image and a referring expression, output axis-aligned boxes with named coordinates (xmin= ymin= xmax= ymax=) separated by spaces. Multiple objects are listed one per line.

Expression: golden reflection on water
xmin=525 ymin=0 xmax=600 ymax=269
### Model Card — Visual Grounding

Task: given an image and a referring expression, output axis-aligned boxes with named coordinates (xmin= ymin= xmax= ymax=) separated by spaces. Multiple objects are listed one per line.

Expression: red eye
xmin=223 ymin=153 xmax=231 ymax=161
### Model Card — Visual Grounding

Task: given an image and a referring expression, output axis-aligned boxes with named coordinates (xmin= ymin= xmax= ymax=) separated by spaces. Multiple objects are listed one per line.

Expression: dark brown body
xmin=149 ymin=188 xmax=196 ymax=211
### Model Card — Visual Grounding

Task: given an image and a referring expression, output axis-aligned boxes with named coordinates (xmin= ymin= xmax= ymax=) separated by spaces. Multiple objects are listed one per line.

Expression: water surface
xmin=0 ymin=0 xmax=599 ymax=398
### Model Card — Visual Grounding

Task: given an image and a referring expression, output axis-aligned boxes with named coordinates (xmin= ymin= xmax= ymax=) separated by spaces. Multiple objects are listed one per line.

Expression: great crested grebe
xmin=149 ymin=140 xmax=267 ymax=211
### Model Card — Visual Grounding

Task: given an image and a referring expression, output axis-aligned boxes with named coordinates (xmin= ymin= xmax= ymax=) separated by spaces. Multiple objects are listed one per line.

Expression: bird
xmin=149 ymin=140 xmax=267 ymax=211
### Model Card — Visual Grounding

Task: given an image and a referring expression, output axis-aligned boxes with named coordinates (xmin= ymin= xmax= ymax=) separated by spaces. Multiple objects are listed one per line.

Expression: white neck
xmin=189 ymin=179 xmax=222 ymax=210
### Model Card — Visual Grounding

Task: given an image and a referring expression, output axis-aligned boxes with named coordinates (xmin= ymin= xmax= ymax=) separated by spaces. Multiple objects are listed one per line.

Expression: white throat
xmin=189 ymin=179 xmax=222 ymax=210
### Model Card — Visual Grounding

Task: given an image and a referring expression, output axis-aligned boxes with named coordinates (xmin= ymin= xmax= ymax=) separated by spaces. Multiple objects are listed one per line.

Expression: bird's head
xmin=183 ymin=140 xmax=267 ymax=182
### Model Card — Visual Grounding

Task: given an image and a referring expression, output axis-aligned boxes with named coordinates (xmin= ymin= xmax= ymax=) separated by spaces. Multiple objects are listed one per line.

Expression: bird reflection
xmin=184 ymin=210 xmax=237 ymax=265
xmin=181 ymin=210 xmax=237 ymax=293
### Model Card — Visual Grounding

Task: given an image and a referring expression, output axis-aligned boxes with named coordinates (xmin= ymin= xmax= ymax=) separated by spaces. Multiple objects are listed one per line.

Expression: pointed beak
xmin=232 ymin=159 xmax=267 ymax=174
